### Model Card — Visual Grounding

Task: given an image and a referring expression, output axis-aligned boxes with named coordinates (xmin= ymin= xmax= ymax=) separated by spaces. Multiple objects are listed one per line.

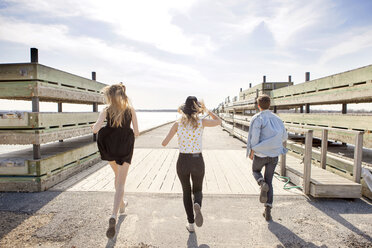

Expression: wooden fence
xmin=217 ymin=65 xmax=372 ymax=198
xmin=0 ymin=48 xmax=107 ymax=191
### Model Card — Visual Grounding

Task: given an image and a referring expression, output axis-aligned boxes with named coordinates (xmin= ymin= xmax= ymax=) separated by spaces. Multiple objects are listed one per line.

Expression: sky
xmin=1 ymin=0 xmax=372 ymax=111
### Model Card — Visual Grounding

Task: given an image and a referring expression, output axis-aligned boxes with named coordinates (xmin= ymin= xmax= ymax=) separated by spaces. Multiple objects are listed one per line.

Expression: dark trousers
xmin=177 ymin=153 xmax=205 ymax=224
xmin=252 ymin=156 xmax=278 ymax=207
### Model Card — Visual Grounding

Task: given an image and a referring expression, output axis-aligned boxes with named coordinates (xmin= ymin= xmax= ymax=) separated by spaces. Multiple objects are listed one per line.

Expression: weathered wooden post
xmin=58 ymin=102 xmax=63 ymax=142
xmin=353 ymin=131 xmax=363 ymax=183
xmin=31 ymin=48 xmax=38 ymax=63
xmin=31 ymin=48 xmax=41 ymax=160
xmin=280 ymin=141 xmax=287 ymax=176
xmin=342 ymin=103 xmax=347 ymax=114
xmin=341 ymin=104 xmax=347 ymax=146
xmin=303 ymin=130 xmax=313 ymax=195
xmin=320 ymin=129 xmax=328 ymax=169
xmin=232 ymin=109 xmax=236 ymax=135
xmin=255 ymin=89 xmax=259 ymax=112
xmin=305 ymin=72 xmax=310 ymax=113
xmin=92 ymin=71 xmax=98 ymax=141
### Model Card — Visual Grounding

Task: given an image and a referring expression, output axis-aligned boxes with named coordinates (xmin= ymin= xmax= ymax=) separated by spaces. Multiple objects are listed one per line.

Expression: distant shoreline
xmin=137 ymin=109 xmax=177 ymax=112
xmin=0 ymin=109 xmax=178 ymax=113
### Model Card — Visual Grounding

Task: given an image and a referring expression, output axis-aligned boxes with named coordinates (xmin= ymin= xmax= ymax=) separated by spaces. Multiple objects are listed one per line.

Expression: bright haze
xmin=0 ymin=0 xmax=372 ymax=111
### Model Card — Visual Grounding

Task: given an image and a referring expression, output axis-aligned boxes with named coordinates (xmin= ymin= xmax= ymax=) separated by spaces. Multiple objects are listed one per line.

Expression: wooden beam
xmin=353 ymin=132 xmax=363 ymax=183
xmin=277 ymin=113 xmax=371 ymax=131
xmin=0 ymin=63 xmax=107 ymax=92
xmin=0 ymin=126 xmax=93 ymax=145
xmin=0 ymin=81 xmax=105 ymax=104
xmin=320 ymin=129 xmax=328 ymax=169
xmin=303 ymin=130 xmax=313 ymax=195
xmin=222 ymin=114 xmax=372 ymax=148
xmin=280 ymin=141 xmax=286 ymax=176
xmin=271 ymin=64 xmax=372 ymax=100
xmin=271 ymin=83 xmax=372 ymax=107
xmin=0 ymin=112 xmax=99 ymax=129
xmin=285 ymin=141 xmax=355 ymax=173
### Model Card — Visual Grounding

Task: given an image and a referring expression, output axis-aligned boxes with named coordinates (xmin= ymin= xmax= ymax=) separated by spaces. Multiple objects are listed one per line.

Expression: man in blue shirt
xmin=246 ymin=95 xmax=288 ymax=221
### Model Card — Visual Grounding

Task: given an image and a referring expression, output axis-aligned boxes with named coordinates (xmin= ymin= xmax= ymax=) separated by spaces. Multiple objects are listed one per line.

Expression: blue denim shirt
xmin=246 ymin=110 xmax=288 ymax=158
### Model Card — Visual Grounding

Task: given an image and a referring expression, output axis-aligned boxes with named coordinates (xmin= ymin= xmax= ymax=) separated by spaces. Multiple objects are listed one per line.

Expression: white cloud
xmin=264 ymin=0 xmax=334 ymax=47
xmin=1 ymin=0 xmax=372 ymax=109
xmin=1 ymin=0 xmax=215 ymax=56
xmin=319 ymin=28 xmax=372 ymax=64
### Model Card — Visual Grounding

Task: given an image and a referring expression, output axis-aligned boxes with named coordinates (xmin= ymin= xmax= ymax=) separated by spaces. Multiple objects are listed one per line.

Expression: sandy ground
xmin=1 ymin=192 xmax=372 ymax=248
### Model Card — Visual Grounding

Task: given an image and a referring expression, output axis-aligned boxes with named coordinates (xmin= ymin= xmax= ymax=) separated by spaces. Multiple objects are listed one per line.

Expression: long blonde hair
xmin=102 ymin=83 xmax=131 ymax=128
xmin=178 ymin=101 xmax=206 ymax=129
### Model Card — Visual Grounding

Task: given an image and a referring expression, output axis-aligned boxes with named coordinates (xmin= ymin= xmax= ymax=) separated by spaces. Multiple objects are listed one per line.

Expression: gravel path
xmin=1 ymin=192 xmax=371 ymax=247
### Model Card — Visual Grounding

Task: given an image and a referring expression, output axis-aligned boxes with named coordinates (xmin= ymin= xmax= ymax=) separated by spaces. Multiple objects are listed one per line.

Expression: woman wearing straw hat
xmin=162 ymin=96 xmax=222 ymax=233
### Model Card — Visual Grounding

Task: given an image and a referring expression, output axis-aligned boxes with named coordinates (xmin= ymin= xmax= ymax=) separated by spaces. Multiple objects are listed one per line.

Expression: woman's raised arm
xmin=202 ymin=110 xmax=222 ymax=127
xmin=162 ymin=122 xmax=178 ymax=147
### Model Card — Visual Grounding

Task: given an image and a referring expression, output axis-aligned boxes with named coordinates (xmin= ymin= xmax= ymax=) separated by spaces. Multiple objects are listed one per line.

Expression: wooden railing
xmin=0 ymin=48 xmax=107 ymax=191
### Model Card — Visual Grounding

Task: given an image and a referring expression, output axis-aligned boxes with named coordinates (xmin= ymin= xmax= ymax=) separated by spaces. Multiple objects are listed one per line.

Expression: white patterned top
xmin=177 ymin=119 xmax=204 ymax=153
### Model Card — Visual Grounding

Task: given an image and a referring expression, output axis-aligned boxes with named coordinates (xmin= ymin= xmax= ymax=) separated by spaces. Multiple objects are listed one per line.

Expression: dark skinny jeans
xmin=252 ymin=155 xmax=278 ymax=207
xmin=177 ymin=153 xmax=205 ymax=224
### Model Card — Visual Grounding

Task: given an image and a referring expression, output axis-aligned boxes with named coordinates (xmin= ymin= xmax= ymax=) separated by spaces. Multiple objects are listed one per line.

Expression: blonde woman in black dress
xmin=92 ymin=83 xmax=139 ymax=239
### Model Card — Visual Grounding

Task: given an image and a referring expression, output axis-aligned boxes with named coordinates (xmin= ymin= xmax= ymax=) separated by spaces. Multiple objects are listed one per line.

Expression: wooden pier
xmin=51 ymin=123 xmax=302 ymax=196
xmin=0 ymin=49 xmax=369 ymax=199
xmin=217 ymin=65 xmax=372 ymax=199
xmin=0 ymin=48 xmax=107 ymax=191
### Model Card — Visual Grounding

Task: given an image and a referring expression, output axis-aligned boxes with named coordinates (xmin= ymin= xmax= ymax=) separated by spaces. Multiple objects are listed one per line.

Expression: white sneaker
xmin=186 ymin=223 xmax=195 ymax=233
xmin=119 ymin=200 xmax=128 ymax=214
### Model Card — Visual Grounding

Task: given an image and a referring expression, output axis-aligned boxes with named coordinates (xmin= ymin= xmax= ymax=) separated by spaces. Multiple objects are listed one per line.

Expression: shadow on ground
xmin=268 ymin=221 xmax=327 ymax=248
xmin=106 ymin=214 xmax=127 ymax=248
xmin=309 ymin=197 xmax=372 ymax=246
xmin=187 ymin=233 xmax=210 ymax=248
xmin=0 ymin=191 xmax=61 ymax=240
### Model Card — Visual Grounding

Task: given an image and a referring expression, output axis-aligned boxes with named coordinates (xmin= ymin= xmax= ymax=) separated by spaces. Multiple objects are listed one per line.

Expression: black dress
xmin=97 ymin=109 xmax=135 ymax=165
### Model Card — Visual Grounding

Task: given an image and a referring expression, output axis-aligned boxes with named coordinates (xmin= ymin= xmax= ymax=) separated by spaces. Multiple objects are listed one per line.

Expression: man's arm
xmin=246 ymin=116 xmax=261 ymax=159
xmin=282 ymin=121 xmax=288 ymax=142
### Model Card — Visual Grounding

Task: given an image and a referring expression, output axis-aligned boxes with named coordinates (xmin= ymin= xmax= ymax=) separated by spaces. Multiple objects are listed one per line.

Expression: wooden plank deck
xmin=49 ymin=124 xmax=301 ymax=195
xmin=50 ymin=148 xmax=301 ymax=195
xmin=46 ymin=123 xmax=362 ymax=198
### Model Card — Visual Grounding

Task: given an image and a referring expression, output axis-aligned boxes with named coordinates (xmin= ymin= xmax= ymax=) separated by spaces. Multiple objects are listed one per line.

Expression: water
xmin=136 ymin=112 xmax=178 ymax=131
